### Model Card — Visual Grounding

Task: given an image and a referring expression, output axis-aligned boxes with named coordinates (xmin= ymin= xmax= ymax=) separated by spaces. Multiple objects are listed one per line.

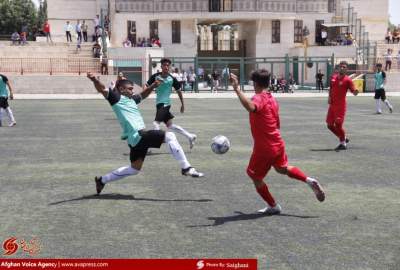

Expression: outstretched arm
xmin=231 ymin=74 xmax=256 ymax=113
xmin=87 ymin=72 xmax=108 ymax=98
xmin=140 ymin=80 xmax=161 ymax=100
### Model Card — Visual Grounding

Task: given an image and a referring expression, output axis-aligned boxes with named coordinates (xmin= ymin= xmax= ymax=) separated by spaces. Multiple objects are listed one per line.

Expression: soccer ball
xmin=211 ymin=135 xmax=230 ymax=154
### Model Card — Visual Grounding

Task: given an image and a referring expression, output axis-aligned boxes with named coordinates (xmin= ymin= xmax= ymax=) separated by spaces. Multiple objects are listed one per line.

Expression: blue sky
xmin=389 ymin=0 xmax=400 ymax=25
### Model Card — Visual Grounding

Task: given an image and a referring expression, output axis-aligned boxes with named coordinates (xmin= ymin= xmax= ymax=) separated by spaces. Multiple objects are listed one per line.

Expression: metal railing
xmin=115 ymin=0 xmax=329 ymax=13
xmin=0 ymin=58 xmax=101 ymax=75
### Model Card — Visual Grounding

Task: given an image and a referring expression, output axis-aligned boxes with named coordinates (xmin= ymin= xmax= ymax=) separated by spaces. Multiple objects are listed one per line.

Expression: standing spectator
xmin=43 ymin=20 xmax=53 ymax=43
xmin=187 ymin=67 xmax=196 ymax=92
xmin=0 ymin=74 xmax=16 ymax=127
xmin=197 ymin=66 xmax=204 ymax=81
xmin=316 ymin=69 xmax=324 ymax=92
xmin=65 ymin=21 xmax=73 ymax=42
xmin=321 ymin=28 xmax=328 ymax=46
xmin=94 ymin=15 xmax=100 ymax=30
xmin=385 ymin=30 xmax=392 ymax=44
xmin=75 ymin=20 xmax=82 ymax=42
xmin=101 ymin=54 xmax=108 ymax=75
xmin=104 ymin=15 xmax=110 ymax=32
xmin=82 ymin=20 xmax=88 ymax=42
xmin=384 ymin=49 xmax=393 ymax=71
xmin=211 ymin=70 xmax=220 ymax=93
xmin=20 ymin=24 xmax=28 ymax=45
xmin=76 ymin=38 xmax=82 ymax=53
xmin=128 ymin=24 xmax=136 ymax=47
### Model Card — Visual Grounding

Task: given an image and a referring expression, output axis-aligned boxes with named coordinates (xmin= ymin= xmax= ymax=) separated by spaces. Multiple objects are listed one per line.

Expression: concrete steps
xmin=8 ymin=75 xmax=117 ymax=94
xmin=385 ymin=72 xmax=400 ymax=91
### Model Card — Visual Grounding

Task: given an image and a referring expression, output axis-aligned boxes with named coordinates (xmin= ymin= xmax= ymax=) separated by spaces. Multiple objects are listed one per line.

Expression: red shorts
xmin=326 ymin=106 xmax=346 ymax=126
xmin=246 ymin=147 xmax=288 ymax=181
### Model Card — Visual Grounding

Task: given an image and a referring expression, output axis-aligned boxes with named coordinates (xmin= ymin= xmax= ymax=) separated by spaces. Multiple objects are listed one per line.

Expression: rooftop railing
xmin=115 ymin=0 xmax=329 ymax=13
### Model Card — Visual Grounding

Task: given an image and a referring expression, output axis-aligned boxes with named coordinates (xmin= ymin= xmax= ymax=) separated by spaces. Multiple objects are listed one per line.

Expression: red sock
xmin=335 ymin=123 xmax=346 ymax=142
xmin=328 ymin=124 xmax=341 ymax=140
xmin=287 ymin=167 xmax=307 ymax=182
xmin=256 ymin=183 xmax=276 ymax=207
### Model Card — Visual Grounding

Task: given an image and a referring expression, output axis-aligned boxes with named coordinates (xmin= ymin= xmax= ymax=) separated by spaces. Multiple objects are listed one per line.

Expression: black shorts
xmin=0 ymin=97 xmax=9 ymax=109
xmin=374 ymin=89 xmax=386 ymax=100
xmin=129 ymin=130 xmax=165 ymax=162
xmin=155 ymin=103 xmax=174 ymax=124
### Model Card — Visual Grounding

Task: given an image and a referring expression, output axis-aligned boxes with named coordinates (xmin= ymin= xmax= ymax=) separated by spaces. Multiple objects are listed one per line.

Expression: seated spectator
xmin=393 ymin=29 xmax=400 ymax=43
xmin=11 ymin=32 xmax=20 ymax=45
xmin=92 ymin=42 xmax=101 ymax=58
xmin=385 ymin=30 xmax=392 ymax=44
xmin=144 ymin=38 xmax=151 ymax=47
xmin=152 ymin=37 xmax=161 ymax=47
xmin=345 ymin=32 xmax=353 ymax=45
xmin=136 ymin=37 xmax=143 ymax=47
xmin=123 ymin=38 xmax=132 ymax=47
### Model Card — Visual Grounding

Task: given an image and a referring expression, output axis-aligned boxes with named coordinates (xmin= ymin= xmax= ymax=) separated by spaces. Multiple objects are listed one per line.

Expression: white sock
xmin=153 ymin=121 xmax=161 ymax=130
xmin=165 ymin=132 xmax=191 ymax=169
xmin=168 ymin=124 xmax=193 ymax=140
xmin=5 ymin=107 xmax=15 ymax=123
xmin=375 ymin=99 xmax=382 ymax=112
xmin=306 ymin=177 xmax=316 ymax=184
xmin=384 ymin=99 xmax=393 ymax=109
xmin=340 ymin=141 xmax=347 ymax=146
xmin=101 ymin=166 xmax=140 ymax=184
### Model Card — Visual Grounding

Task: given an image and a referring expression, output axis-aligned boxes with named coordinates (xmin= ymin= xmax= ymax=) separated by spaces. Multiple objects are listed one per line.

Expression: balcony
xmin=115 ymin=0 xmax=329 ymax=14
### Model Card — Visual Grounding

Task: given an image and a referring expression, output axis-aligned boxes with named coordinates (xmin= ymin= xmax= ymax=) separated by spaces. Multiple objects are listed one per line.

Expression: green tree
xmin=37 ymin=0 xmax=47 ymax=31
xmin=0 ymin=0 xmax=38 ymax=35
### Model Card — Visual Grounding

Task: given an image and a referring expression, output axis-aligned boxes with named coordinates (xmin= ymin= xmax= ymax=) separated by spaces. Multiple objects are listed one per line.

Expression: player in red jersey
xmin=231 ymin=70 xmax=325 ymax=215
xmin=327 ymin=61 xmax=359 ymax=151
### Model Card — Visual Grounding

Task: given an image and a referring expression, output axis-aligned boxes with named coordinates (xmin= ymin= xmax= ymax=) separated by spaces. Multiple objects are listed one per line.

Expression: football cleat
xmin=258 ymin=203 xmax=282 ymax=215
xmin=95 ymin=176 xmax=105 ymax=195
xmin=307 ymin=178 xmax=325 ymax=202
xmin=334 ymin=144 xmax=347 ymax=151
xmin=182 ymin=167 xmax=204 ymax=178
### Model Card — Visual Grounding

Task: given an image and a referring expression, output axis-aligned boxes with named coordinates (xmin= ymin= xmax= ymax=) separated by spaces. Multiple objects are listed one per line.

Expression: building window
xmin=150 ymin=20 xmax=159 ymax=39
xmin=198 ymin=25 xmax=213 ymax=51
xmin=315 ymin=20 xmax=324 ymax=44
xmin=294 ymin=20 xmax=303 ymax=43
xmin=218 ymin=26 xmax=231 ymax=51
xmin=328 ymin=0 xmax=336 ymax=13
xmin=172 ymin=21 xmax=181 ymax=44
xmin=127 ymin=21 xmax=136 ymax=46
xmin=272 ymin=20 xmax=280 ymax=43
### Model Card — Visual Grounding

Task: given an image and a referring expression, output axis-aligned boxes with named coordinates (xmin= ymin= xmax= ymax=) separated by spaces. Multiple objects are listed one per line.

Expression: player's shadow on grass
xmin=49 ymin=193 xmax=212 ymax=205
xmin=187 ymin=211 xmax=319 ymax=227
xmin=310 ymin=148 xmax=336 ymax=152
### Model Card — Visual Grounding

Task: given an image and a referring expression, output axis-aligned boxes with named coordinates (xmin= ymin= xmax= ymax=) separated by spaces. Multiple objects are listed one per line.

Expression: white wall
xmin=48 ymin=0 xmax=106 ymax=38
xmin=341 ymin=0 xmax=389 ymax=41
xmin=111 ymin=15 xmax=197 ymax=57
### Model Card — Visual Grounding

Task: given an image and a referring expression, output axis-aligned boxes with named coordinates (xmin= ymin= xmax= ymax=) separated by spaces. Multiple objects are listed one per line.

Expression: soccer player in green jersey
xmin=374 ymin=63 xmax=393 ymax=114
xmin=146 ymin=58 xmax=197 ymax=149
xmin=0 ymin=74 xmax=16 ymax=127
xmin=87 ymin=73 xmax=204 ymax=195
